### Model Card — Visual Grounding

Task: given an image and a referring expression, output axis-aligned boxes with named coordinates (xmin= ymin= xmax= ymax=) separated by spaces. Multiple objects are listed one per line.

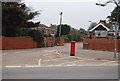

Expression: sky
xmin=24 ymin=0 xmax=116 ymax=30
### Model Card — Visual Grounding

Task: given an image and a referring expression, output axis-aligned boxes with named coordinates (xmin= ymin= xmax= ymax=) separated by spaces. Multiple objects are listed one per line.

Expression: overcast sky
xmin=24 ymin=0 xmax=116 ymax=30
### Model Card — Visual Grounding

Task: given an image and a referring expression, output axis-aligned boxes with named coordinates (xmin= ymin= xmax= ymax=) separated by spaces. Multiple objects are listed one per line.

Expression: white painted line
xmin=43 ymin=57 xmax=68 ymax=62
xmin=57 ymin=60 xmax=85 ymax=66
xmin=25 ymin=65 xmax=40 ymax=67
xmin=43 ymin=54 xmax=52 ymax=57
xmin=87 ymin=59 xmax=95 ymax=60
xmin=99 ymin=61 xmax=116 ymax=65
xmin=38 ymin=59 xmax=42 ymax=66
xmin=42 ymin=50 xmax=62 ymax=57
xmin=4 ymin=65 xmax=22 ymax=68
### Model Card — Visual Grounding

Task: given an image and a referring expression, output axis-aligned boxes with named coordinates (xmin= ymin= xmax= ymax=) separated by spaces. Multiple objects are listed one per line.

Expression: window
xmin=95 ymin=30 xmax=107 ymax=37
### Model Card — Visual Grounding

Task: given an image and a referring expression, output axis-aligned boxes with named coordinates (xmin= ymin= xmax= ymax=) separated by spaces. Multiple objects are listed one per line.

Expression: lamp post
xmin=96 ymin=0 xmax=119 ymax=58
xmin=59 ymin=12 xmax=63 ymax=37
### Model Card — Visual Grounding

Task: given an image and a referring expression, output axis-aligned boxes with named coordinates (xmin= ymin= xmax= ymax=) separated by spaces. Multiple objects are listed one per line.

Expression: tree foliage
xmin=28 ymin=29 xmax=45 ymax=47
xmin=27 ymin=21 xmax=40 ymax=28
xmin=88 ymin=22 xmax=97 ymax=30
xmin=2 ymin=2 xmax=40 ymax=37
xmin=65 ymin=28 xmax=88 ymax=41
xmin=107 ymin=6 xmax=120 ymax=23
xmin=18 ymin=28 xmax=45 ymax=47
xmin=55 ymin=24 xmax=71 ymax=37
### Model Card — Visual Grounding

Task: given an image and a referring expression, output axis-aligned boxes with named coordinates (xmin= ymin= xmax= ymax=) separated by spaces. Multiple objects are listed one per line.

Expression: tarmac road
xmin=2 ymin=66 xmax=118 ymax=79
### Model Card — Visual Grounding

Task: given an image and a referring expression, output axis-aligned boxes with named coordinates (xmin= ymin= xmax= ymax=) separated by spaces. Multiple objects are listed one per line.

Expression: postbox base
xmin=70 ymin=54 xmax=75 ymax=56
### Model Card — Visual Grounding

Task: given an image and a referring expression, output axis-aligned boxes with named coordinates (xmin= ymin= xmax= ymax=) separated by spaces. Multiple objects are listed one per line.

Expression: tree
xmin=107 ymin=6 xmax=120 ymax=23
xmin=65 ymin=28 xmax=88 ymax=41
xmin=79 ymin=28 xmax=88 ymax=36
xmin=2 ymin=2 xmax=39 ymax=37
xmin=28 ymin=29 xmax=45 ymax=47
xmin=88 ymin=22 xmax=97 ymax=30
xmin=18 ymin=28 xmax=45 ymax=47
xmin=56 ymin=24 xmax=71 ymax=37
xmin=27 ymin=21 xmax=40 ymax=28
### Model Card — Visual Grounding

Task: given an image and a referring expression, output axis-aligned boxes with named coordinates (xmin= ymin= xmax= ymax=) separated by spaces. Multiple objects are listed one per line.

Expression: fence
xmin=83 ymin=37 xmax=120 ymax=52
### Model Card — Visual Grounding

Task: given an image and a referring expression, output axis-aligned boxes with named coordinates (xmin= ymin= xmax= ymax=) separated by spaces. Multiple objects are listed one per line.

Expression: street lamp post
xmin=59 ymin=12 xmax=63 ymax=37
xmin=96 ymin=0 xmax=119 ymax=58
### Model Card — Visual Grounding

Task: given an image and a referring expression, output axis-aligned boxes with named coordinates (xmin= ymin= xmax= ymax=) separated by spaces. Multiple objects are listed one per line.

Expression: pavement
xmin=1 ymin=42 xmax=119 ymax=67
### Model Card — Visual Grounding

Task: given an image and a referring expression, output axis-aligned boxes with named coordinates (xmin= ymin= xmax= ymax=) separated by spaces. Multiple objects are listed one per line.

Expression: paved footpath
xmin=2 ymin=42 xmax=119 ymax=67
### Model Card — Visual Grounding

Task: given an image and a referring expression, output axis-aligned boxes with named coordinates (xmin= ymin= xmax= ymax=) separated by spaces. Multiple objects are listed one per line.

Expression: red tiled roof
xmin=101 ymin=22 xmax=120 ymax=29
xmin=39 ymin=24 xmax=48 ymax=28
xmin=100 ymin=22 xmax=113 ymax=29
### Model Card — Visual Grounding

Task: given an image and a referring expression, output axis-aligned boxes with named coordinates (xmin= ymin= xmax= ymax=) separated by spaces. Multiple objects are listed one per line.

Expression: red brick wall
xmin=44 ymin=37 xmax=55 ymax=47
xmin=55 ymin=37 xmax=64 ymax=46
xmin=0 ymin=37 xmax=37 ymax=50
xmin=44 ymin=37 xmax=64 ymax=47
xmin=83 ymin=37 xmax=120 ymax=52
xmin=0 ymin=37 xmax=2 ymax=50
xmin=117 ymin=40 xmax=120 ymax=52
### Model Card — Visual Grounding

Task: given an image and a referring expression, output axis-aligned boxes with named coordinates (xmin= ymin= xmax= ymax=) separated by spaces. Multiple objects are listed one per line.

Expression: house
xmin=88 ymin=20 xmax=120 ymax=38
xmin=118 ymin=26 xmax=120 ymax=37
xmin=49 ymin=24 xmax=57 ymax=36
xmin=33 ymin=24 xmax=57 ymax=36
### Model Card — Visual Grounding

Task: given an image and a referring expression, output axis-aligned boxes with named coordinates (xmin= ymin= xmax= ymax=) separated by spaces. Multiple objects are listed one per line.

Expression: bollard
xmin=70 ymin=41 xmax=76 ymax=56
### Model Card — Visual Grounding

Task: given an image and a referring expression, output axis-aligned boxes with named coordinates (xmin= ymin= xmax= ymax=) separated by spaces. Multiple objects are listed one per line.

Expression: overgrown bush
xmin=28 ymin=29 xmax=45 ymax=47
xmin=18 ymin=28 xmax=45 ymax=47
xmin=65 ymin=34 xmax=83 ymax=41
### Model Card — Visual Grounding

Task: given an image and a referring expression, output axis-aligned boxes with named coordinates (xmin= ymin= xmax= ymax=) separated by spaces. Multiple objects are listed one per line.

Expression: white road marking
xmin=38 ymin=59 xmax=42 ymax=66
xmin=5 ymin=66 xmax=22 ymax=68
xmin=98 ymin=61 xmax=118 ymax=65
xmin=42 ymin=50 xmax=62 ymax=57
xmin=25 ymin=65 xmax=40 ymax=67
xmin=43 ymin=57 xmax=68 ymax=62
xmin=56 ymin=60 xmax=85 ymax=66
xmin=87 ymin=59 xmax=95 ymax=60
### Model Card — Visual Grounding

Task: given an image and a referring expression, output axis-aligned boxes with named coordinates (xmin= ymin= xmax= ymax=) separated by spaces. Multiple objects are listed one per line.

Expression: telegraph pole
xmin=59 ymin=12 xmax=63 ymax=37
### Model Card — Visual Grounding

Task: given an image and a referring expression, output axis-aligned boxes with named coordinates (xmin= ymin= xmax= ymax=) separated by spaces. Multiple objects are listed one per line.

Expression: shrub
xmin=18 ymin=28 xmax=45 ymax=47
xmin=65 ymin=34 xmax=83 ymax=41
xmin=28 ymin=29 xmax=45 ymax=47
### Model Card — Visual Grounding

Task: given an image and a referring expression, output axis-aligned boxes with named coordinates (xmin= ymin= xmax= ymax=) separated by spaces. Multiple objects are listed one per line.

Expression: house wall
xmin=83 ymin=37 xmax=120 ymax=52
xmin=0 ymin=37 xmax=37 ymax=50
xmin=89 ymin=25 xmax=108 ymax=38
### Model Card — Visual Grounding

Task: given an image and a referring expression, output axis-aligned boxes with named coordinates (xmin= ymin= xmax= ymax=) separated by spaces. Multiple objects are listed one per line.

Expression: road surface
xmin=2 ymin=66 xmax=118 ymax=79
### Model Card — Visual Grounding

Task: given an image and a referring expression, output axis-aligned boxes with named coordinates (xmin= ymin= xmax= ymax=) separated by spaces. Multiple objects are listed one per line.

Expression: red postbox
xmin=70 ymin=41 xmax=76 ymax=56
